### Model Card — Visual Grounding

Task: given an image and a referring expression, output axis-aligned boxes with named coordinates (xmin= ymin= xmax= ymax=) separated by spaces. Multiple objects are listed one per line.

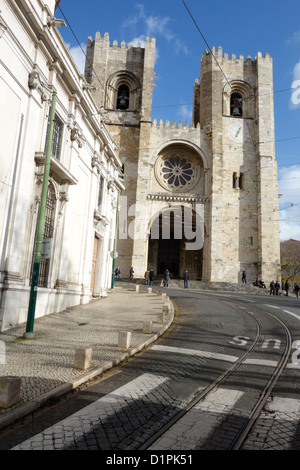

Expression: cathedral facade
xmin=85 ymin=32 xmax=281 ymax=284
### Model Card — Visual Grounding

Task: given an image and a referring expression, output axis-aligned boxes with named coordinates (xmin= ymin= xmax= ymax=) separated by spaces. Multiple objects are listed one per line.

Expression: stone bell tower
xmin=194 ymin=47 xmax=280 ymax=283
xmin=84 ymin=32 xmax=156 ymax=274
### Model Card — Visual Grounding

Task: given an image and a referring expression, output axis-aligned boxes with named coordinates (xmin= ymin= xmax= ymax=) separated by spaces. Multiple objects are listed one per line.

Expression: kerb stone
xmin=0 ymin=376 xmax=21 ymax=409
xmin=74 ymin=348 xmax=92 ymax=370
xmin=118 ymin=331 xmax=131 ymax=349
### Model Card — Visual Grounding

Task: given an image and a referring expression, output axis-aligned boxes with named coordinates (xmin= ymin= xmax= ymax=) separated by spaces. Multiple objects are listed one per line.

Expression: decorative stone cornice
xmin=3 ymin=271 xmax=24 ymax=285
xmin=82 ymin=82 xmax=96 ymax=91
xmin=91 ymin=153 xmax=105 ymax=173
xmin=28 ymin=65 xmax=51 ymax=102
xmin=46 ymin=16 xmax=66 ymax=28
xmin=70 ymin=124 xmax=86 ymax=148
xmin=93 ymin=210 xmax=109 ymax=230
xmin=147 ymin=194 xmax=209 ymax=203
xmin=34 ymin=152 xmax=78 ymax=185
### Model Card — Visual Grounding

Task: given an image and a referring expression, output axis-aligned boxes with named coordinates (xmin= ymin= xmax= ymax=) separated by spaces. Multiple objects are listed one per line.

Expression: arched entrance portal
xmin=147 ymin=207 xmax=203 ymax=280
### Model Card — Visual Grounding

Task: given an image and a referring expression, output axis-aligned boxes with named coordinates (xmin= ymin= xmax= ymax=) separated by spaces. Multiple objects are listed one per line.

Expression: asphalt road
xmin=2 ymin=288 xmax=300 ymax=452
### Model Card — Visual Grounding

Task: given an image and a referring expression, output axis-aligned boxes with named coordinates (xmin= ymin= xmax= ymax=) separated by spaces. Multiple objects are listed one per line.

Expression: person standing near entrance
xmin=163 ymin=269 xmax=170 ymax=287
xmin=183 ymin=270 xmax=189 ymax=288
xmin=149 ymin=268 xmax=154 ymax=286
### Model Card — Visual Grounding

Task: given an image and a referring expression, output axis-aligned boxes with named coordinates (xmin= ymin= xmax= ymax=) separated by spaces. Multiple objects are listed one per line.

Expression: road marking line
xmin=153 ymin=345 xmax=298 ymax=368
xmin=244 ymin=358 xmax=278 ymax=367
xmin=152 ymin=345 xmax=238 ymax=363
xmin=12 ymin=373 xmax=168 ymax=450
xmin=283 ymin=309 xmax=300 ymax=321
xmin=265 ymin=396 xmax=300 ymax=413
xmin=150 ymin=388 xmax=244 ymax=450
xmin=265 ymin=304 xmax=280 ymax=309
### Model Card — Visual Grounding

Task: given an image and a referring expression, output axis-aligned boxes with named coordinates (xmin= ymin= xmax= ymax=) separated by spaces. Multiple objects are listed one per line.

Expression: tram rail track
xmin=138 ymin=295 xmax=293 ymax=451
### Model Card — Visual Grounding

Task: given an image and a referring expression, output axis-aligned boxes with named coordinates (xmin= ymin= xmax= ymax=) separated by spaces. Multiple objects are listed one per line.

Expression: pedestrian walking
xmin=163 ymin=269 xmax=170 ymax=287
xmin=275 ymin=280 xmax=280 ymax=295
xmin=115 ymin=266 xmax=121 ymax=281
xmin=149 ymin=268 xmax=154 ymax=286
xmin=129 ymin=266 xmax=134 ymax=282
xmin=269 ymin=280 xmax=275 ymax=295
xmin=242 ymin=269 xmax=247 ymax=284
xmin=183 ymin=269 xmax=189 ymax=288
xmin=294 ymin=283 xmax=299 ymax=298
xmin=285 ymin=280 xmax=290 ymax=296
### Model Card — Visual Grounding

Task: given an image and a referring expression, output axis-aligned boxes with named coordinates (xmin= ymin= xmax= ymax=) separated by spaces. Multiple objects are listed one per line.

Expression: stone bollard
xmin=0 ymin=376 xmax=21 ymax=409
xmin=157 ymin=311 xmax=165 ymax=324
xmin=118 ymin=331 xmax=131 ymax=349
xmin=147 ymin=287 xmax=152 ymax=294
xmin=163 ymin=303 xmax=171 ymax=315
xmin=161 ymin=293 xmax=166 ymax=300
xmin=143 ymin=321 xmax=153 ymax=334
xmin=74 ymin=348 xmax=92 ymax=370
xmin=135 ymin=285 xmax=139 ymax=292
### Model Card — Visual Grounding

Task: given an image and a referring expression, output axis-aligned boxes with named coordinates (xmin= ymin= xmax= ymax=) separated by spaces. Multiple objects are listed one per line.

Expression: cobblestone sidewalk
xmin=0 ymin=286 xmax=173 ymax=430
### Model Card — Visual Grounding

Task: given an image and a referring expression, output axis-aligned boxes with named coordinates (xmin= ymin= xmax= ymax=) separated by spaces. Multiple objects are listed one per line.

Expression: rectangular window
xmin=97 ymin=175 xmax=104 ymax=213
xmin=45 ymin=113 xmax=63 ymax=161
xmin=239 ymin=173 xmax=245 ymax=190
xmin=52 ymin=115 xmax=63 ymax=160
xmin=30 ymin=186 xmax=56 ymax=288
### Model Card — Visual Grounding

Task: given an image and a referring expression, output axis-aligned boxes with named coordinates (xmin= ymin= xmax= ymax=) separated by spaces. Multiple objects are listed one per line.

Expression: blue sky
xmin=57 ymin=0 xmax=300 ymax=241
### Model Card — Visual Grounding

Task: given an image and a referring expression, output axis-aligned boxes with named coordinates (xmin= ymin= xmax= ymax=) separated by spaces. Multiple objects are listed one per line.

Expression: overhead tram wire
xmin=181 ymin=0 xmax=232 ymax=91
xmin=179 ymin=5 xmax=300 ymax=146
xmin=180 ymin=0 xmax=264 ymax=152
xmin=59 ymin=4 xmax=300 ymax=186
xmin=58 ymin=6 xmax=299 ymax=228
xmin=180 ymin=1 xmax=300 ymax=147
xmin=179 ymin=1 xmax=300 ymax=222
xmin=57 ymin=6 xmax=149 ymax=157
xmin=60 ymin=5 xmax=300 ymax=150
xmin=152 ymin=86 xmax=293 ymax=110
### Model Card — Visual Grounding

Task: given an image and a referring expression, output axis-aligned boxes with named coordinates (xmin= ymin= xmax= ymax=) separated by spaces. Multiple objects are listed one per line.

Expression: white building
xmin=0 ymin=0 xmax=124 ymax=331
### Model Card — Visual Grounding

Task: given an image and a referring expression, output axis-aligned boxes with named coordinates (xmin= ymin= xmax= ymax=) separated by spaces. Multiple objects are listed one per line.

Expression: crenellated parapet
xmin=151 ymin=119 xmax=200 ymax=130
xmin=201 ymin=46 xmax=272 ymax=65
xmin=86 ymin=31 xmax=155 ymax=54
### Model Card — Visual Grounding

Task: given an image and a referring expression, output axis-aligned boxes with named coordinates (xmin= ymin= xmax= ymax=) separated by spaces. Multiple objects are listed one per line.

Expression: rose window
xmin=162 ymin=156 xmax=194 ymax=188
xmin=155 ymin=153 xmax=199 ymax=192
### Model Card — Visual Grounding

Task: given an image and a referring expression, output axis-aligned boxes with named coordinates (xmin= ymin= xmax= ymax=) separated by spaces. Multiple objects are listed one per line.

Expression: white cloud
xmin=130 ymin=35 xmax=146 ymax=47
xmin=293 ymin=62 xmax=300 ymax=80
xmin=278 ymin=165 xmax=300 ymax=241
xmin=66 ymin=42 xmax=86 ymax=74
xmin=123 ymin=4 xmax=188 ymax=56
xmin=286 ymin=30 xmax=300 ymax=46
xmin=178 ymin=103 xmax=192 ymax=122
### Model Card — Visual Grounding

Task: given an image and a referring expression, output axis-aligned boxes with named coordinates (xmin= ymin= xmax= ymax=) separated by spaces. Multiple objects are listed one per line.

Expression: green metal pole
xmin=25 ymin=91 xmax=57 ymax=338
xmin=111 ymin=190 xmax=120 ymax=289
